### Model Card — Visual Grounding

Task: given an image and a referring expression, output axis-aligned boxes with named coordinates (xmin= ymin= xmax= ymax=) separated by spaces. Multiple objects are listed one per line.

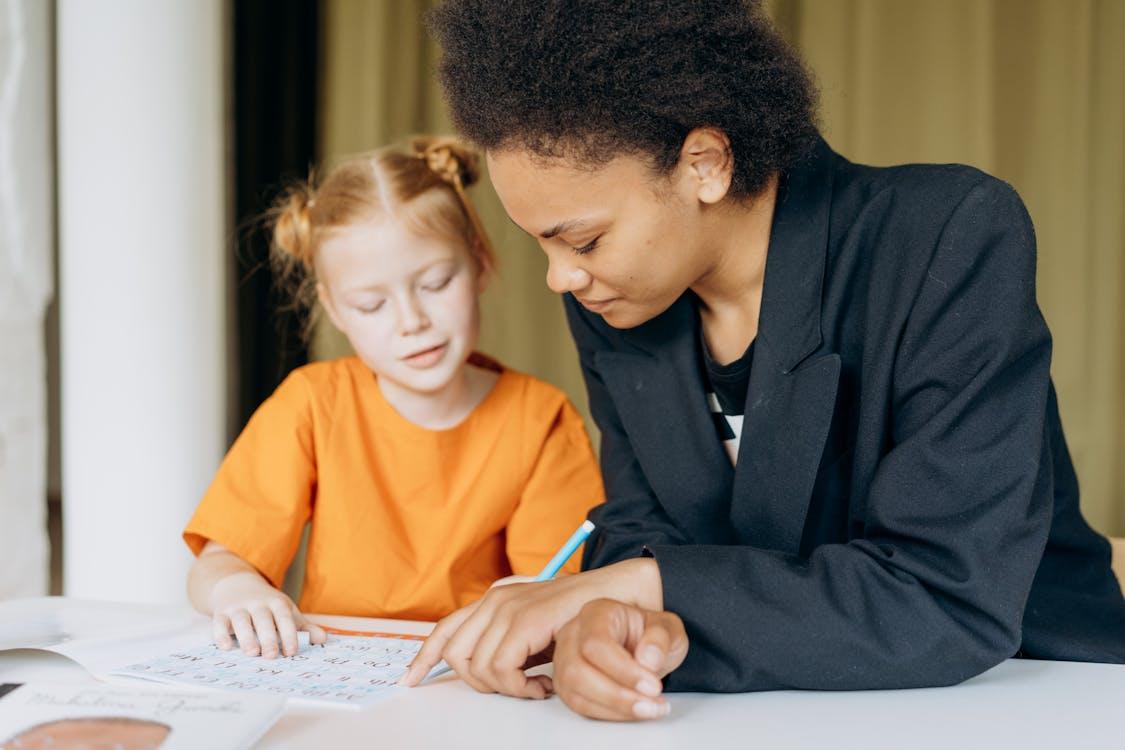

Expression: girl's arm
xmin=188 ymin=540 xmax=326 ymax=658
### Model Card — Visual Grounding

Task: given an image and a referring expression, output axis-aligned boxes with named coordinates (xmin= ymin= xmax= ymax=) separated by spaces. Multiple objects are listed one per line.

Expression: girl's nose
xmin=545 ymin=257 xmax=593 ymax=295
xmin=397 ymin=294 xmax=431 ymax=335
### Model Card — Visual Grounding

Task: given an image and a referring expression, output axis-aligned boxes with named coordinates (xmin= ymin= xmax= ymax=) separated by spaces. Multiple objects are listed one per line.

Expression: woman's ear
xmin=679 ymin=127 xmax=734 ymax=205
xmin=317 ymin=281 xmax=345 ymax=332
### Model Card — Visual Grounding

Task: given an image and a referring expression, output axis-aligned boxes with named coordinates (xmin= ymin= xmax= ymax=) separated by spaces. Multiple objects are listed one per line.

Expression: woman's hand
xmin=489 ymin=574 xmax=537 ymax=588
xmin=400 ymin=558 xmax=663 ymax=697
xmin=208 ymin=570 xmax=327 ymax=658
xmin=187 ymin=541 xmax=326 ymax=658
xmin=553 ymin=599 xmax=688 ymax=721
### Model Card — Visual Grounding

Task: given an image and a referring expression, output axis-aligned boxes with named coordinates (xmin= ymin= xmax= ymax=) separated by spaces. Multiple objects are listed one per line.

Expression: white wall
xmin=0 ymin=0 xmax=53 ymax=599
xmin=57 ymin=0 xmax=226 ymax=603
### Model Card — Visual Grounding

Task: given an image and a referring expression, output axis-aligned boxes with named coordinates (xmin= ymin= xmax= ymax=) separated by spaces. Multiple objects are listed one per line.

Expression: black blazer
xmin=569 ymin=138 xmax=1125 ymax=692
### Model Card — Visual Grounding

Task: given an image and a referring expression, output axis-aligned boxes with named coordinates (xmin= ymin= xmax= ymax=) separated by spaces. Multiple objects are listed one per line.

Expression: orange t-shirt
xmin=183 ymin=355 xmax=604 ymax=621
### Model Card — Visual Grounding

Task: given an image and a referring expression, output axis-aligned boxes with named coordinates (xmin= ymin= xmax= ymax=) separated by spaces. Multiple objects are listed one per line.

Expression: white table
xmin=1 ymin=600 xmax=1123 ymax=749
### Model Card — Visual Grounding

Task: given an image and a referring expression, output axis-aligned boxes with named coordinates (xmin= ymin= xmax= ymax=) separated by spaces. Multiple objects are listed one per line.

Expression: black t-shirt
xmin=702 ymin=338 xmax=755 ymax=464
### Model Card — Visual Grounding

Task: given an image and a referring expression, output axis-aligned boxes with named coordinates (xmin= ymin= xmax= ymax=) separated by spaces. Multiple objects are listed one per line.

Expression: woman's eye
xmin=571 ymin=237 xmax=600 ymax=256
xmin=421 ymin=276 xmax=453 ymax=292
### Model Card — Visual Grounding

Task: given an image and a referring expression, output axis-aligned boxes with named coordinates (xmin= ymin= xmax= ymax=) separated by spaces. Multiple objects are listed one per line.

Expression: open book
xmin=0 ymin=682 xmax=283 ymax=750
xmin=0 ymin=598 xmax=426 ymax=709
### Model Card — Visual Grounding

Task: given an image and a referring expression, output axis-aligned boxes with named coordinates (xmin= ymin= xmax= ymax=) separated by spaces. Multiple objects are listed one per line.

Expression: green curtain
xmin=319 ymin=0 xmax=1125 ymax=535
xmin=769 ymin=0 xmax=1125 ymax=534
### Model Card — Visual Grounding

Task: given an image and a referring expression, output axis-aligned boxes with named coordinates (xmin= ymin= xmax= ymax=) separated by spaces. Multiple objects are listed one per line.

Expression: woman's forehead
xmin=486 ymin=149 xmax=656 ymax=233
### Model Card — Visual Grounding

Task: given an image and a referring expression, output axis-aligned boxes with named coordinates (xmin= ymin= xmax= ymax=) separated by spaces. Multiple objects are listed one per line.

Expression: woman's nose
xmin=545 ymin=256 xmax=593 ymax=295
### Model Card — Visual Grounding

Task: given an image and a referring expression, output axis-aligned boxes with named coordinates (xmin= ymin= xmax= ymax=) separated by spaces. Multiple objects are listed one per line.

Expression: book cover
xmin=0 ymin=682 xmax=284 ymax=750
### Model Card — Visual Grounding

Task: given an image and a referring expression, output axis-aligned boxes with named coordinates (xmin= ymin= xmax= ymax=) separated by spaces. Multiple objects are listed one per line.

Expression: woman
xmin=402 ymin=0 xmax=1125 ymax=721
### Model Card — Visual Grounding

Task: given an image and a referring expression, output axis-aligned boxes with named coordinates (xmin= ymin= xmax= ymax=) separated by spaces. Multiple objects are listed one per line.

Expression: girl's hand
xmin=208 ymin=571 xmax=327 ymax=658
xmin=399 ymin=558 xmax=663 ymax=697
xmin=553 ymin=599 xmax=688 ymax=721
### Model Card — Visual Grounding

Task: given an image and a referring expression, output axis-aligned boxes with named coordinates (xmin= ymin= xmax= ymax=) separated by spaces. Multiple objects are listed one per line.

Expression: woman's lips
xmin=402 ymin=343 xmax=448 ymax=369
xmin=578 ymin=297 xmax=617 ymax=313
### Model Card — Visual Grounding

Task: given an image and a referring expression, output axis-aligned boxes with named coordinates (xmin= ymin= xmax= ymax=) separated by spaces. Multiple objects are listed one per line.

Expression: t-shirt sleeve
xmin=183 ymin=370 xmax=317 ymax=588
xmin=506 ymin=397 xmax=605 ymax=576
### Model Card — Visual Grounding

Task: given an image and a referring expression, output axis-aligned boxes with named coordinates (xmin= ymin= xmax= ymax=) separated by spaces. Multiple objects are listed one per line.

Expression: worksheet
xmin=110 ymin=632 xmax=424 ymax=709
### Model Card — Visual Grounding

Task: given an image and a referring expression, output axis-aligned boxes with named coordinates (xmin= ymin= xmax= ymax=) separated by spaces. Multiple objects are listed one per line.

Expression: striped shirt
xmin=702 ymin=340 xmax=755 ymax=465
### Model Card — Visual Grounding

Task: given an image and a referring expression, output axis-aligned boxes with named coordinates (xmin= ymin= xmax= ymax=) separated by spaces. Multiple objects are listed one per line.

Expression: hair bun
xmin=271 ymin=185 xmax=315 ymax=266
xmin=410 ymin=135 xmax=481 ymax=189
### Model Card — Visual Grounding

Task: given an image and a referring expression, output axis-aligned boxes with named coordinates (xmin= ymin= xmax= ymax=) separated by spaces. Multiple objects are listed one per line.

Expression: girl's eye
xmin=571 ymin=237 xmax=600 ymax=256
xmin=421 ymin=276 xmax=453 ymax=292
xmin=356 ymin=300 xmax=385 ymax=314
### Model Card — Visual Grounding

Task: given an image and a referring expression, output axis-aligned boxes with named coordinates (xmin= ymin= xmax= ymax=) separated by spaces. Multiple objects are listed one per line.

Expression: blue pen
xmin=534 ymin=519 xmax=596 ymax=580
xmin=419 ymin=519 xmax=596 ymax=684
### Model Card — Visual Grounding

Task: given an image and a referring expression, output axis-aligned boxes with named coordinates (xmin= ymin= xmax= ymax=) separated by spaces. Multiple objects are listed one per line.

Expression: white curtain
xmin=0 ymin=0 xmax=52 ymax=598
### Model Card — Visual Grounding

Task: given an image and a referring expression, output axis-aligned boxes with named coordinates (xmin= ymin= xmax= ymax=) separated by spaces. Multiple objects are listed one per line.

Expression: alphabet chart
xmin=110 ymin=631 xmax=424 ymax=709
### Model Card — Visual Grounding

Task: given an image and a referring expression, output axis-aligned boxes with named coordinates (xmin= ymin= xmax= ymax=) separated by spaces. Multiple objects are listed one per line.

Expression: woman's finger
xmin=579 ymin=629 xmax=664 ymax=699
xmin=487 ymin=611 xmax=558 ymax=699
xmin=471 ymin=617 xmax=552 ymax=699
xmin=526 ymin=673 xmax=554 ymax=698
xmin=557 ymin=658 xmax=668 ymax=721
xmin=558 ymin=689 xmax=628 ymax=722
xmin=401 ymin=601 xmax=478 ymax=686
xmin=442 ymin=600 xmax=510 ymax=694
xmin=464 ymin=615 xmax=512 ymax=693
xmin=635 ymin=611 xmax=690 ymax=677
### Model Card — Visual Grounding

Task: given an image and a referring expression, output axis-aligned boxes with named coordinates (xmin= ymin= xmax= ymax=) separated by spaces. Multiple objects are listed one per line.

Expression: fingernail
xmin=633 ymin=700 xmax=669 ymax=719
xmin=635 ymin=675 xmax=662 ymax=697
xmin=639 ymin=646 xmax=663 ymax=671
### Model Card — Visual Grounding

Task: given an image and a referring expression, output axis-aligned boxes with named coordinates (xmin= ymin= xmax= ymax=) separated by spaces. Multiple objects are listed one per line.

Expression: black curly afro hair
xmin=428 ymin=0 xmax=820 ymax=199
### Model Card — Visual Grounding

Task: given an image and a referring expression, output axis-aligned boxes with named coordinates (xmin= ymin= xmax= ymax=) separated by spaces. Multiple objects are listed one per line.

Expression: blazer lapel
xmin=596 ymin=297 xmax=736 ymax=545
xmin=731 ymin=342 xmax=840 ymax=553
xmin=730 ymin=138 xmax=843 ymax=555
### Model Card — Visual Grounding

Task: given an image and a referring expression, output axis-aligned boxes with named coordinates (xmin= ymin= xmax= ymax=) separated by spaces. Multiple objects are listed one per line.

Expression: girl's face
xmin=485 ymin=146 xmax=722 ymax=330
xmin=316 ymin=217 xmax=483 ymax=394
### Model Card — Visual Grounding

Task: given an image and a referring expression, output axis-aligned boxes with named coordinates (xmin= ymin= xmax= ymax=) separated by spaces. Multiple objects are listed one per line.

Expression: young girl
xmin=183 ymin=137 xmax=604 ymax=659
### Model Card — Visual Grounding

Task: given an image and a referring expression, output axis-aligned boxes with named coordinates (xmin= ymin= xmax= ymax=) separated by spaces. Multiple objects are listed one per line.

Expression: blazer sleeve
xmin=650 ymin=180 xmax=1055 ymax=692
xmin=564 ymin=296 xmax=690 ymax=570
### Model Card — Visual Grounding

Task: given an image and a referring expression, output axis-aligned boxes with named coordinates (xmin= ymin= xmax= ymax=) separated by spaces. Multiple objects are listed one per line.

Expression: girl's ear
xmin=476 ymin=269 xmax=491 ymax=295
xmin=473 ymin=240 xmax=493 ymax=295
xmin=317 ymin=282 xmax=345 ymax=332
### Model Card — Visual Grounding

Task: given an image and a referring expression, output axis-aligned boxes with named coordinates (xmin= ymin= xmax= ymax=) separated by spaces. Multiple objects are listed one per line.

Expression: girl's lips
xmin=402 ymin=343 xmax=448 ymax=370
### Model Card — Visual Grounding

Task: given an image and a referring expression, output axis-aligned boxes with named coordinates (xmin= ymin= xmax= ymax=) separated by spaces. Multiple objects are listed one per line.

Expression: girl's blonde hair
xmin=267 ymin=136 xmax=496 ymax=333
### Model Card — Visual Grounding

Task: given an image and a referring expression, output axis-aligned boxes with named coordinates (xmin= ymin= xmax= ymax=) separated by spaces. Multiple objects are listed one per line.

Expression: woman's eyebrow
xmin=540 ymin=219 xmax=588 ymax=239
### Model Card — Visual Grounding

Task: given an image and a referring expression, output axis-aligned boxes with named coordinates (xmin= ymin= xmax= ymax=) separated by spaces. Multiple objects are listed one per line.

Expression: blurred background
xmin=2 ymin=0 xmax=1123 ymax=604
